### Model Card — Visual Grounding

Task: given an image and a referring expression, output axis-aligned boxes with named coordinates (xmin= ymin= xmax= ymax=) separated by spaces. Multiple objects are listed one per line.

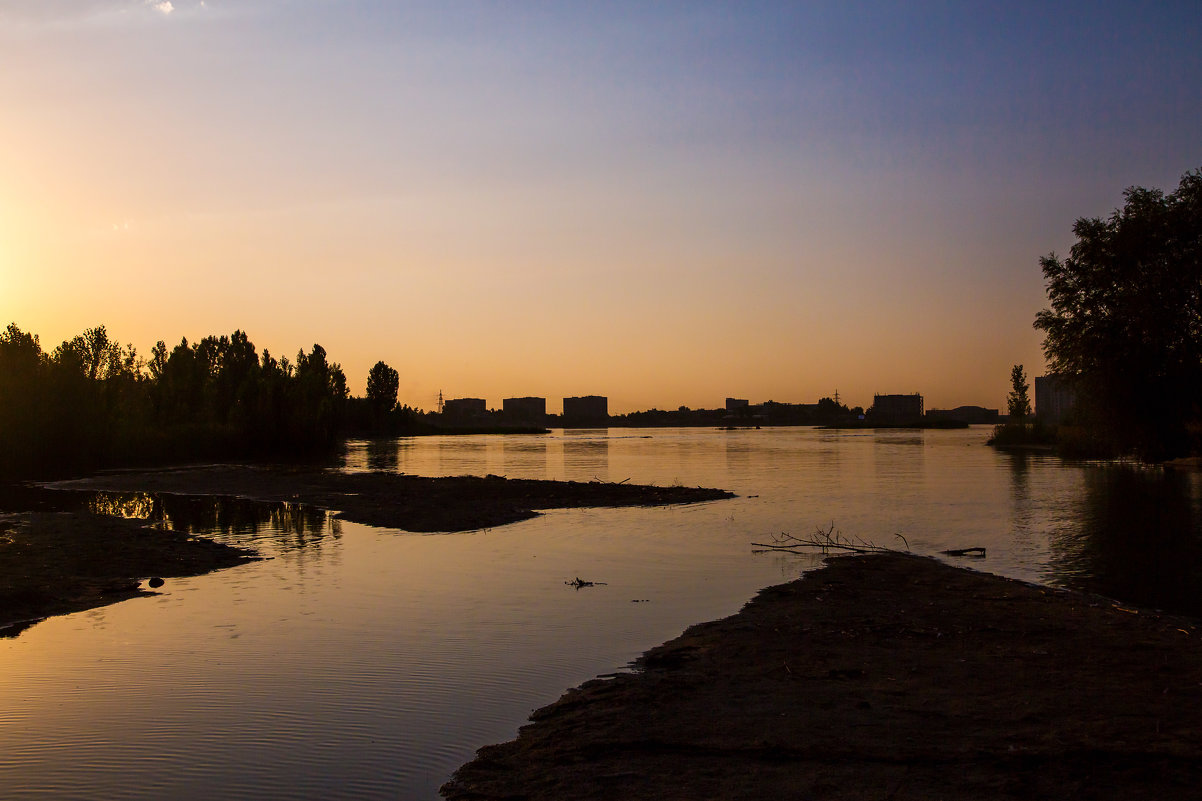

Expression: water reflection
xmin=1044 ymin=465 xmax=1202 ymax=616
xmin=501 ymin=437 xmax=547 ymax=477
xmin=86 ymin=491 xmax=339 ymax=557
xmin=363 ymin=438 xmax=401 ymax=473
xmin=438 ymin=437 xmax=488 ymax=476
xmin=723 ymin=436 xmax=752 ymax=473
xmin=12 ymin=427 xmax=1202 ymax=801
xmin=874 ymin=430 xmax=925 ymax=447
xmin=562 ymin=430 xmax=610 ymax=482
xmin=1006 ymin=453 xmax=1036 ymax=545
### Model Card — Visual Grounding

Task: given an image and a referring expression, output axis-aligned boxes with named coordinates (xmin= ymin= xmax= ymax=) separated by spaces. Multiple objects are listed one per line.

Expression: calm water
xmin=4 ymin=426 xmax=1202 ymax=799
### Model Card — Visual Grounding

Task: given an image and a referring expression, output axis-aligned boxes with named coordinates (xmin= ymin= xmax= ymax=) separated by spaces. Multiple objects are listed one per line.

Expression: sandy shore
xmin=442 ymin=552 xmax=1202 ymax=800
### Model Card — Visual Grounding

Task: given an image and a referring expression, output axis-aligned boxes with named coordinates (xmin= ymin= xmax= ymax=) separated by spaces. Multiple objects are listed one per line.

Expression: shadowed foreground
xmin=443 ymin=553 xmax=1202 ymax=800
xmin=49 ymin=465 xmax=733 ymax=532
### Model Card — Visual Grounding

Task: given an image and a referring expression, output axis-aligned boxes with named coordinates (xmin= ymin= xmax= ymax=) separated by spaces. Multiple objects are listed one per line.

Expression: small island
xmin=1 ymin=468 xmax=734 ymax=634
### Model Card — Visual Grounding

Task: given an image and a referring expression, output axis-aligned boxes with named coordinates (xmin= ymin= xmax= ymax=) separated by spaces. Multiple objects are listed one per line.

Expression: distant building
xmin=925 ymin=405 xmax=1000 ymax=425
xmin=562 ymin=395 xmax=608 ymax=427
xmin=442 ymin=397 xmax=487 ymax=418
xmin=1035 ymin=375 xmax=1075 ymax=425
xmin=725 ymin=398 xmax=749 ymax=411
xmin=869 ymin=393 xmax=924 ymax=424
xmin=503 ymin=396 xmax=547 ymax=424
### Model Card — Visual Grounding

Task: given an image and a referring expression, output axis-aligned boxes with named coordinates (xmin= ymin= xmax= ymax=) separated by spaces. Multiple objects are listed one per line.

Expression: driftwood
xmin=751 ymin=523 xmax=906 ymax=555
xmin=566 ymin=577 xmax=608 ymax=589
xmin=942 ymin=547 xmax=987 ymax=558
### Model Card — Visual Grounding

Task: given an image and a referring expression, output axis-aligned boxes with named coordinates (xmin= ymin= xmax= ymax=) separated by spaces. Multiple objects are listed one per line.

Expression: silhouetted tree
xmin=1034 ymin=168 xmax=1202 ymax=458
xmin=291 ymin=344 xmax=348 ymax=448
xmin=1007 ymin=365 xmax=1031 ymax=422
xmin=0 ymin=322 xmax=366 ymax=479
xmin=0 ymin=325 xmax=46 ymax=477
xmin=366 ymin=360 xmax=400 ymax=419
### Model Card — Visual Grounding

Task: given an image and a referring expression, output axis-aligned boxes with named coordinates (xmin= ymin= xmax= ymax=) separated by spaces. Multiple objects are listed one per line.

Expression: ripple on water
xmin=5 ymin=428 xmax=1202 ymax=800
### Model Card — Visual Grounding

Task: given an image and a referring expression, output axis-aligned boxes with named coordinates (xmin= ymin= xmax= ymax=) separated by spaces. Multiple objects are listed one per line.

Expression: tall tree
xmin=366 ymin=360 xmax=400 ymax=418
xmin=1007 ymin=364 xmax=1031 ymax=422
xmin=1034 ymin=168 xmax=1202 ymax=458
xmin=0 ymin=325 xmax=46 ymax=477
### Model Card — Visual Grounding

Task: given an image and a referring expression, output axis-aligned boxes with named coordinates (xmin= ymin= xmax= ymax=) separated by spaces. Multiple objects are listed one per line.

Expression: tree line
xmin=0 ymin=324 xmax=415 ymax=481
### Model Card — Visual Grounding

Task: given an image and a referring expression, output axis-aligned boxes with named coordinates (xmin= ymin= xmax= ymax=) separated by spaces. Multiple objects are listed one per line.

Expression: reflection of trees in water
xmin=1004 ymin=453 xmax=1069 ymax=572
xmin=1045 ymin=466 xmax=1202 ymax=617
xmin=364 ymin=438 xmax=400 ymax=473
xmin=1006 ymin=453 xmax=1034 ymax=545
xmin=86 ymin=491 xmax=339 ymax=553
xmin=340 ymin=437 xmax=415 ymax=474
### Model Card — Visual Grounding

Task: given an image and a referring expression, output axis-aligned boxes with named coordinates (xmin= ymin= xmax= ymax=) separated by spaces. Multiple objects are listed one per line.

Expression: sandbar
xmin=443 ymin=552 xmax=1202 ymax=800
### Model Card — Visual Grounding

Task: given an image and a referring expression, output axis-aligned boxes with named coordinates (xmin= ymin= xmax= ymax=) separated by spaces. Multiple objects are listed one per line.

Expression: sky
xmin=2 ymin=1 xmax=1200 ymax=413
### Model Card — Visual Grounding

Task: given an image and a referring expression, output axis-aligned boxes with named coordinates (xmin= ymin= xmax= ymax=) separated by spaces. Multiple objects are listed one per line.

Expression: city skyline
xmin=443 ymin=391 xmax=981 ymax=418
xmin=3 ymin=1 xmax=1200 ymax=414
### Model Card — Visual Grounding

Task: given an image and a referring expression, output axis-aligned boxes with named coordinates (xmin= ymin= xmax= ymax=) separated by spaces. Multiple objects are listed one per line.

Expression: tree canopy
xmin=1034 ymin=168 xmax=1202 ymax=458
xmin=0 ymin=324 xmax=355 ymax=480
xmin=366 ymin=360 xmax=400 ymax=417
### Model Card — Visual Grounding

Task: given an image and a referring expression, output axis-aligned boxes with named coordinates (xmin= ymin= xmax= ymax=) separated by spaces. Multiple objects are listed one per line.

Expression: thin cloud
xmin=0 ymin=0 xmax=213 ymax=26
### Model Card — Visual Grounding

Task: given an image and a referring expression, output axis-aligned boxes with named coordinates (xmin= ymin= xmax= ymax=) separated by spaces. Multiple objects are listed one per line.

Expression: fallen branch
xmin=942 ymin=547 xmax=987 ymax=558
xmin=751 ymin=523 xmax=899 ymax=555
xmin=566 ymin=577 xmax=609 ymax=589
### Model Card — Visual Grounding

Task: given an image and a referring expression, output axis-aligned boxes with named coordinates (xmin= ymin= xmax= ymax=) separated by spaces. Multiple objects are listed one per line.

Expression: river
xmin=2 ymin=426 xmax=1201 ymax=799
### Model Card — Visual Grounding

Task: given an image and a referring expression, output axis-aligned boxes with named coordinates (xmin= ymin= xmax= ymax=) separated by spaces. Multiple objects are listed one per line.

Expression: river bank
xmin=1 ymin=467 xmax=733 ymax=633
xmin=0 ymin=511 xmax=257 ymax=635
xmin=443 ymin=552 xmax=1202 ymax=800
xmin=45 ymin=465 xmax=733 ymax=532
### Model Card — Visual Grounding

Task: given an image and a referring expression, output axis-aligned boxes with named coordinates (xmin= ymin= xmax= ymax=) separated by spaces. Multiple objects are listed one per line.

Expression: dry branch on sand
xmin=751 ymin=522 xmax=907 ymax=555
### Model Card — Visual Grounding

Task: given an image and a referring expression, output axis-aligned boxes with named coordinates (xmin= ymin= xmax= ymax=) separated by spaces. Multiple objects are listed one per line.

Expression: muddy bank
xmin=47 ymin=466 xmax=734 ymax=532
xmin=443 ymin=552 xmax=1202 ymax=800
xmin=0 ymin=511 xmax=257 ymax=634
xmin=2 ymin=467 xmax=730 ymax=635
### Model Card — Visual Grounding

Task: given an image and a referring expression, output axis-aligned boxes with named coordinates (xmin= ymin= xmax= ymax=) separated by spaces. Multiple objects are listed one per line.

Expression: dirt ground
xmin=46 ymin=465 xmax=734 ymax=532
xmin=442 ymin=552 xmax=1202 ymax=801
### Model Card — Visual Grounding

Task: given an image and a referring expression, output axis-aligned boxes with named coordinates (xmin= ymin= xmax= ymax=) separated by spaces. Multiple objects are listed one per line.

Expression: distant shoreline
xmin=424 ymin=419 xmax=976 ymax=433
xmin=817 ymin=419 xmax=970 ymax=430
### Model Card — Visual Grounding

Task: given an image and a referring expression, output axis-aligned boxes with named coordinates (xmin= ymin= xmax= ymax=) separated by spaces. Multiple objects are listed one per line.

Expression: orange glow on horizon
xmin=8 ymin=2 xmax=1192 ymax=416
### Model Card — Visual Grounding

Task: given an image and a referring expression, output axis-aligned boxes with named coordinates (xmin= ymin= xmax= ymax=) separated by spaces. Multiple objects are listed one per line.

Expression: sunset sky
xmin=2 ymin=1 xmax=1199 ymax=413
